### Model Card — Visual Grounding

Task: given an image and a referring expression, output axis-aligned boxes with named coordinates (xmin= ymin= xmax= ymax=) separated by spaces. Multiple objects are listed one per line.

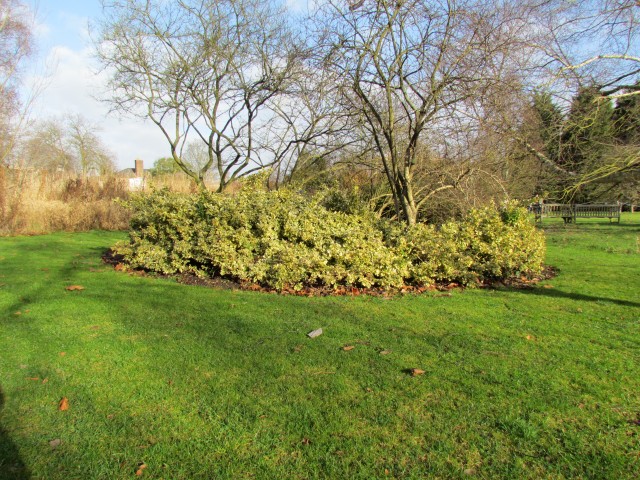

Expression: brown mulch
xmin=102 ymin=249 xmax=558 ymax=297
xmin=481 ymin=265 xmax=559 ymax=290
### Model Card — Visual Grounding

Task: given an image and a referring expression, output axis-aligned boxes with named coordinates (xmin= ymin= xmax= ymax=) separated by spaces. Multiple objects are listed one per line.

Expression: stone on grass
xmin=307 ymin=328 xmax=323 ymax=339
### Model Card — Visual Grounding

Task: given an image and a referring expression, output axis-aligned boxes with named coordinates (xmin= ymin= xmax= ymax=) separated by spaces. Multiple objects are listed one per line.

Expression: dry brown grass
xmin=0 ymin=167 xmax=220 ymax=236
xmin=0 ymin=168 xmax=131 ymax=235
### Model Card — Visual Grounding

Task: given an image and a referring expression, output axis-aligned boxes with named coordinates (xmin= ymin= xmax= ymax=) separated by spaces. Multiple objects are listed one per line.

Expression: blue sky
xmin=24 ymin=0 xmax=170 ymax=170
xmin=31 ymin=0 xmax=99 ymax=51
xmin=23 ymin=0 xmax=309 ymax=170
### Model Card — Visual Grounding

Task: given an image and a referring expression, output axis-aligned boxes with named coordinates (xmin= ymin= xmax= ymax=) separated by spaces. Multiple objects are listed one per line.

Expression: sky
xmin=24 ymin=0 xmax=172 ymax=171
xmin=23 ymin=0 xmax=310 ymax=171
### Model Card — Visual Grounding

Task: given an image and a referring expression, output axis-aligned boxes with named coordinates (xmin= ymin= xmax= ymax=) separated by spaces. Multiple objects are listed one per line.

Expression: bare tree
xmin=523 ymin=1 xmax=640 ymax=194
xmin=315 ymin=0 xmax=535 ymax=224
xmin=67 ymin=114 xmax=115 ymax=176
xmin=22 ymin=115 xmax=115 ymax=175
xmin=95 ymin=0 xmax=306 ymax=191
xmin=22 ymin=119 xmax=75 ymax=173
xmin=0 ymin=0 xmax=34 ymax=166
xmin=536 ymin=0 xmax=639 ymax=99
xmin=265 ymin=64 xmax=357 ymax=188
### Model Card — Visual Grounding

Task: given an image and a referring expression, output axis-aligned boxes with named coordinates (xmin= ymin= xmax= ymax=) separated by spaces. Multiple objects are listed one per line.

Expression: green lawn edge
xmin=1 ymin=216 xmax=639 ymax=479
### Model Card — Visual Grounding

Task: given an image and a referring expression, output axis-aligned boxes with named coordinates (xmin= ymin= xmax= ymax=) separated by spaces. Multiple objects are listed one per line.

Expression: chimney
xmin=135 ymin=159 xmax=144 ymax=178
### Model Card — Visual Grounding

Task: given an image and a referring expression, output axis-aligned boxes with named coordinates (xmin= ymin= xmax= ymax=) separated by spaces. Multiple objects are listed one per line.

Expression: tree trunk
xmin=399 ymin=178 xmax=418 ymax=225
xmin=0 ymin=166 xmax=5 ymax=219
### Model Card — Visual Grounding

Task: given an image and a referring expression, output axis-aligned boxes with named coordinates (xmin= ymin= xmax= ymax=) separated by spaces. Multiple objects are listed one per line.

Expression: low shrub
xmin=115 ymin=186 xmax=545 ymax=291
xmin=117 ymin=188 xmax=408 ymax=289
xmin=382 ymin=202 xmax=545 ymax=286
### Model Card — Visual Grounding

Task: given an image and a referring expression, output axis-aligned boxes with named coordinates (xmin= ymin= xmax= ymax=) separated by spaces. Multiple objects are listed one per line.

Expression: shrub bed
xmin=114 ymin=186 xmax=545 ymax=291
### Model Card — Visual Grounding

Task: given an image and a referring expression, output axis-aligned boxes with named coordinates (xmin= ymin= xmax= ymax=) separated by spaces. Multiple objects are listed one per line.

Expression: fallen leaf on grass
xmin=26 ymin=377 xmax=40 ymax=381
xmin=525 ymin=334 xmax=536 ymax=341
xmin=14 ymin=311 xmax=21 ymax=316
xmin=411 ymin=368 xmax=425 ymax=377
xmin=135 ymin=463 xmax=147 ymax=476
xmin=58 ymin=397 xmax=69 ymax=411
xmin=342 ymin=345 xmax=355 ymax=351
xmin=543 ymin=284 xmax=554 ymax=289
xmin=49 ymin=438 xmax=62 ymax=450
xmin=42 ymin=378 xmax=48 ymax=384
xmin=59 ymin=352 xmax=66 ymax=356
xmin=379 ymin=350 xmax=392 ymax=355
xmin=65 ymin=285 xmax=85 ymax=291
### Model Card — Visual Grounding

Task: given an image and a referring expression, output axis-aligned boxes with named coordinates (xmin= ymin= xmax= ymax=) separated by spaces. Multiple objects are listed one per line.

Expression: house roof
xmin=116 ymin=167 xmax=150 ymax=178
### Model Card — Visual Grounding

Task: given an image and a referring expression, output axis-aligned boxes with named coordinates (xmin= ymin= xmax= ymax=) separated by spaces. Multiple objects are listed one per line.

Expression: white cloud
xmin=33 ymin=18 xmax=51 ymax=39
xmin=27 ymin=44 xmax=170 ymax=170
xmin=286 ymin=0 xmax=306 ymax=12
xmin=59 ymin=12 xmax=90 ymax=38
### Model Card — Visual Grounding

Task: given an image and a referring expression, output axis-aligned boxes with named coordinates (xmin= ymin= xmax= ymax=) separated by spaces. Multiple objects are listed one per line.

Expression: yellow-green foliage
xmin=116 ymin=188 xmax=545 ymax=291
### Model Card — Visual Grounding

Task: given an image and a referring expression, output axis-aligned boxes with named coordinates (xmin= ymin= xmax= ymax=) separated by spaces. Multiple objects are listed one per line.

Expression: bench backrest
xmin=532 ymin=203 xmax=621 ymax=219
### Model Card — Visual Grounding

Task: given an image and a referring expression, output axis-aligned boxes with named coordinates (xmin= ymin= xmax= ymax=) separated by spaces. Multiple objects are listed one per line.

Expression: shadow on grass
xmin=0 ymin=387 xmax=30 ymax=480
xmin=540 ymin=221 xmax=640 ymax=231
xmin=514 ymin=287 xmax=640 ymax=308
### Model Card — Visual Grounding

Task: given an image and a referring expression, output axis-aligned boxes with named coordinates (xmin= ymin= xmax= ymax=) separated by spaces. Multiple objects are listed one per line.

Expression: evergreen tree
xmin=532 ymin=90 xmax=564 ymax=164
xmin=612 ymin=82 xmax=640 ymax=145
xmin=561 ymin=86 xmax=615 ymax=174
xmin=151 ymin=157 xmax=182 ymax=177
xmin=529 ymin=87 xmax=622 ymax=202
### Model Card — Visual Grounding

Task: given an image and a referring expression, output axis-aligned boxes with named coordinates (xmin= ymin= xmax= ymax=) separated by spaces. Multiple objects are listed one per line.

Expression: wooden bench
xmin=531 ymin=203 xmax=621 ymax=224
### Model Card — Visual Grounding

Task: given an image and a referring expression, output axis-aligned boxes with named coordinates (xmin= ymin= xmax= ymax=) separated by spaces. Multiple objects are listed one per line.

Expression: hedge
xmin=114 ymin=186 xmax=545 ymax=291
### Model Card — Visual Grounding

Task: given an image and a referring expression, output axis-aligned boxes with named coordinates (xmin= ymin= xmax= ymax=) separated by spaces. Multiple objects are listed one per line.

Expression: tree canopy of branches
xmin=151 ymin=157 xmax=181 ymax=177
xmin=93 ymin=0 xmax=639 ymax=219
xmin=0 ymin=0 xmax=33 ymax=165
xmin=22 ymin=115 xmax=115 ymax=175
xmin=314 ymin=0 xmax=536 ymax=224
xmin=95 ymin=0 xmax=311 ymax=191
xmin=527 ymin=84 xmax=640 ymax=201
xmin=538 ymin=0 xmax=639 ymax=99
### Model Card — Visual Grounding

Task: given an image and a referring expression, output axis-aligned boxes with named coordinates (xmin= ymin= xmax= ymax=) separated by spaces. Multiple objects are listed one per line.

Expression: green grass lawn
xmin=1 ymin=216 xmax=639 ymax=479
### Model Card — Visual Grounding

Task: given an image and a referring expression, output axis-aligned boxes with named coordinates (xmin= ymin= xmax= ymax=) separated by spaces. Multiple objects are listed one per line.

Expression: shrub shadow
xmin=512 ymin=286 xmax=640 ymax=308
xmin=0 ymin=386 xmax=30 ymax=480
